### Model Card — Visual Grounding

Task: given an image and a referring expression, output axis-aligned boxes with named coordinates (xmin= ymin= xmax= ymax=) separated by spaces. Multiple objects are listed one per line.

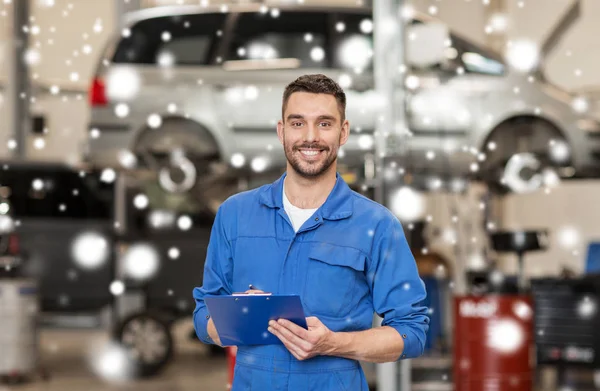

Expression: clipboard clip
xmin=231 ymin=284 xmax=272 ymax=296
xmin=232 ymin=292 xmax=272 ymax=296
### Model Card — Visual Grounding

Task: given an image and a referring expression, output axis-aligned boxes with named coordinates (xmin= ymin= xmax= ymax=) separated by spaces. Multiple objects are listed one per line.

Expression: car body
xmin=0 ymin=161 xmax=219 ymax=376
xmin=84 ymin=3 xmax=600 ymax=193
xmin=0 ymin=161 xmax=115 ymax=311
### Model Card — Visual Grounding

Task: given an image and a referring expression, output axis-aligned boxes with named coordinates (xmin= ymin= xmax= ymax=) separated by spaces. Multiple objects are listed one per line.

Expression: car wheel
xmin=114 ymin=311 xmax=174 ymax=378
xmin=157 ymin=148 xmax=204 ymax=194
xmin=478 ymin=117 xmax=569 ymax=193
xmin=133 ymin=121 xmax=243 ymax=217
xmin=152 ymin=149 xmax=242 ymax=216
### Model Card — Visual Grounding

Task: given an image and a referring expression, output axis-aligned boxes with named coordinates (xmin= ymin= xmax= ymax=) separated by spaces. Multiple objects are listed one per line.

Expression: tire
xmin=133 ymin=118 xmax=221 ymax=191
xmin=132 ymin=119 xmax=246 ymax=217
xmin=114 ymin=311 xmax=174 ymax=378
xmin=133 ymin=118 xmax=220 ymax=164
xmin=477 ymin=116 xmax=568 ymax=193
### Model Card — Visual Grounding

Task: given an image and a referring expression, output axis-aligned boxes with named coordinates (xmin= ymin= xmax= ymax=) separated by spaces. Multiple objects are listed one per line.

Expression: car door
xmin=1 ymin=164 xmax=115 ymax=312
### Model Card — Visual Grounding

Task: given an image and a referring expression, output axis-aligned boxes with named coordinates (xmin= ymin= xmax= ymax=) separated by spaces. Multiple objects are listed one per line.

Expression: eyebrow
xmin=286 ymin=114 xmax=337 ymax=122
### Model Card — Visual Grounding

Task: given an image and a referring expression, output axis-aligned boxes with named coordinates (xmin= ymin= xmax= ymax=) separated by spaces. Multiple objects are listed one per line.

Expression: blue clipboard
xmin=204 ymin=294 xmax=307 ymax=346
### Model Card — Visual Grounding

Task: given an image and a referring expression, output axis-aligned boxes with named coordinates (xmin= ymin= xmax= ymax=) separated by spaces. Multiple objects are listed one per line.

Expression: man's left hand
xmin=268 ymin=316 xmax=334 ymax=361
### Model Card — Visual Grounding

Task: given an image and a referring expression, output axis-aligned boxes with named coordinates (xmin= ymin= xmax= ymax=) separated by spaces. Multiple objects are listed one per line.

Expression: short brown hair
xmin=282 ymin=74 xmax=347 ymax=122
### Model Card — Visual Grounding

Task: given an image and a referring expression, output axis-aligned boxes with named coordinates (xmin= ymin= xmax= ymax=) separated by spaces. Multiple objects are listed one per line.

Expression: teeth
xmin=301 ymin=150 xmax=319 ymax=156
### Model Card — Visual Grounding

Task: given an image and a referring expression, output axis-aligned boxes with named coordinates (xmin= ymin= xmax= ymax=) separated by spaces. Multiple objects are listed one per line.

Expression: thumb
xmin=306 ymin=316 xmax=322 ymax=326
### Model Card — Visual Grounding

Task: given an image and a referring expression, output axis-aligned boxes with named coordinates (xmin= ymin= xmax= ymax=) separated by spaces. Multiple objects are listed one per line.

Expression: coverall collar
xmin=259 ymin=172 xmax=353 ymax=221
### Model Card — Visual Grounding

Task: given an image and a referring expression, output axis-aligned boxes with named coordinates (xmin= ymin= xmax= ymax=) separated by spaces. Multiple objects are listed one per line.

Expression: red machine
xmin=226 ymin=346 xmax=237 ymax=388
xmin=454 ymin=295 xmax=534 ymax=391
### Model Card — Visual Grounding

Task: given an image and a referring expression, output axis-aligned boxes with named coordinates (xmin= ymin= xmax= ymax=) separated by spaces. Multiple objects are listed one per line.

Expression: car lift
xmin=372 ymin=0 xmax=412 ymax=390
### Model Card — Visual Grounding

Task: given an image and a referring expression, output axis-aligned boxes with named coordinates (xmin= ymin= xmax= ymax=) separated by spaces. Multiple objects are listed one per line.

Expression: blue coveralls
xmin=193 ymin=173 xmax=429 ymax=390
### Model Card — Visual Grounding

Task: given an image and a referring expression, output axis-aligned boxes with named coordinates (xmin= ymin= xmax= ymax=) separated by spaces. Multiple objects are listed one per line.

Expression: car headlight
xmin=578 ymin=118 xmax=600 ymax=133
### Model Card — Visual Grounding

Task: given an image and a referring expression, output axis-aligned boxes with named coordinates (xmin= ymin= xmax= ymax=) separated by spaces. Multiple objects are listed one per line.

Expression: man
xmin=193 ymin=74 xmax=429 ymax=390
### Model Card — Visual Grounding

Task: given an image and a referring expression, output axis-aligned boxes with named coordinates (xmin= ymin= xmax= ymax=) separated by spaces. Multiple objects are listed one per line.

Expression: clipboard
xmin=204 ymin=294 xmax=307 ymax=346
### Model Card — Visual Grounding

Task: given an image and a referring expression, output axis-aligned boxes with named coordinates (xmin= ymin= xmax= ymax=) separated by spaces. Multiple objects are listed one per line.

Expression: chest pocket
xmin=303 ymin=243 xmax=366 ymax=318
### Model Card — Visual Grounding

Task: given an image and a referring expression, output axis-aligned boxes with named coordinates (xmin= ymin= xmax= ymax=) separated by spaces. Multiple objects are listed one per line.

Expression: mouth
xmin=297 ymin=148 xmax=325 ymax=160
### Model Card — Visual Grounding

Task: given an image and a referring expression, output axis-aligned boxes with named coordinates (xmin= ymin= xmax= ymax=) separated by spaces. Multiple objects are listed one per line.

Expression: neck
xmin=284 ymin=166 xmax=337 ymax=209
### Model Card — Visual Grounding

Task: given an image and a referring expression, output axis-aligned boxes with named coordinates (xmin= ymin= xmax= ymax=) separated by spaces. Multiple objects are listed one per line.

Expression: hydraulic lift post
xmin=8 ymin=0 xmax=30 ymax=160
xmin=372 ymin=0 xmax=410 ymax=390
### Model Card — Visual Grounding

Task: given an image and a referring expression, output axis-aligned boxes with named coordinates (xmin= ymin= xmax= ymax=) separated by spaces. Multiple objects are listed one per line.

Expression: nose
xmin=304 ymin=123 xmax=319 ymax=143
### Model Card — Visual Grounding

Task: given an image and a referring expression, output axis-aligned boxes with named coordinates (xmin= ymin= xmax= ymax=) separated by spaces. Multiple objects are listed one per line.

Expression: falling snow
xmin=168 ymin=247 xmax=180 ymax=260
xmin=133 ymin=194 xmax=149 ymax=209
xmin=71 ymin=231 xmax=110 ymax=270
xmin=122 ymin=243 xmax=160 ymax=281
xmin=487 ymin=319 xmax=524 ymax=354
xmin=177 ymin=215 xmax=193 ymax=231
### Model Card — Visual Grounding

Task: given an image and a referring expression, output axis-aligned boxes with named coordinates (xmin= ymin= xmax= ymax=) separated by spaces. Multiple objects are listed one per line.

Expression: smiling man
xmin=193 ymin=74 xmax=429 ymax=391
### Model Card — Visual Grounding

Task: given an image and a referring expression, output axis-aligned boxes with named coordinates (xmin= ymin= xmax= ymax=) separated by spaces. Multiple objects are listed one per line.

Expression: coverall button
xmin=315 ymin=217 xmax=319 ymax=221
xmin=206 ymin=315 xmax=210 ymax=319
xmin=402 ymin=334 xmax=407 ymax=339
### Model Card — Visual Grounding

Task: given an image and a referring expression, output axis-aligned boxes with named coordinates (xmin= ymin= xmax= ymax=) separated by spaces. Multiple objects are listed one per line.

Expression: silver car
xmin=84 ymin=3 xmax=600 ymax=196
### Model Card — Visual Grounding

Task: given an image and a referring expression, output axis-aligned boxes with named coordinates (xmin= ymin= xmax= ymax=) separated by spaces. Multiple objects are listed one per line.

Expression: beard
xmin=283 ymin=133 xmax=339 ymax=179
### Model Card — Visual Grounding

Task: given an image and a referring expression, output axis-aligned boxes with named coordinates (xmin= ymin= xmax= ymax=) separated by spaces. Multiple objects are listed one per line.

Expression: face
xmin=277 ymin=92 xmax=349 ymax=179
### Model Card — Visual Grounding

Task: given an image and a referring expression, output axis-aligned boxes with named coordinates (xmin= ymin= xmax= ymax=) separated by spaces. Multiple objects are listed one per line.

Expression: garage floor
xmin=3 ymin=320 xmax=230 ymax=391
xmin=4 ymin=321 xmax=598 ymax=391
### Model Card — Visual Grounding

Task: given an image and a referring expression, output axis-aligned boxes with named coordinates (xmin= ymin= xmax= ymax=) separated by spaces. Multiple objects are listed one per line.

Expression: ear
xmin=339 ymin=119 xmax=350 ymax=147
xmin=277 ymin=120 xmax=285 ymax=145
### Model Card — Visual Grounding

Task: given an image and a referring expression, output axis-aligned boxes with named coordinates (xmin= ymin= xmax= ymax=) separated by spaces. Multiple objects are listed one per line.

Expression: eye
xmin=291 ymin=121 xmax=303 ymax=127
xmin=319 ymin=122 xmax=332 ymax=127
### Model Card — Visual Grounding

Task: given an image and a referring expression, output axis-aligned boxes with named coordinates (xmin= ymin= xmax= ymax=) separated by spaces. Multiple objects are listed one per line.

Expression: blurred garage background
xmin=1 ymin=0 xmax=600 ymax=390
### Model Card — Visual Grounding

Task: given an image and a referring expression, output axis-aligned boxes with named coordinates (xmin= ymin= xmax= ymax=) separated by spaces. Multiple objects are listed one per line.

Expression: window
xmin=225 ymin=11 xmax=329 ymax=68
xmin=0 ymin=166 xmax=113 ymax=220
xmin=112 ymin=13 xmax=226 ymax=66
xmin=461 ymin=52 xmax=505 ymax=75
xmin=451 ymin=35 xmax=506 ymax=76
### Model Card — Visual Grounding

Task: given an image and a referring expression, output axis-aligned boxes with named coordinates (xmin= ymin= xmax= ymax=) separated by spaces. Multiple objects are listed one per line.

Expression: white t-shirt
xmin=283 ymin=189 xmax=318 ymax=233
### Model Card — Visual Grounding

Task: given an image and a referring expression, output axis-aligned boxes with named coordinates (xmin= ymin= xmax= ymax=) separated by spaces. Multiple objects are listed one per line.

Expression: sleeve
xmin=369 ymin=215 xmax=430 ymax=360
xmin=192 ymin=203 xmax=234 ymax=345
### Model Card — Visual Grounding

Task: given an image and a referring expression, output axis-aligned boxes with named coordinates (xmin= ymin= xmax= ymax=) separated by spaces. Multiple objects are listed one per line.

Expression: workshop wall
xmin=0 ymin=0 xmax=115 ymax=161
xmin=0 ymin=0 xmax=115 ymax=88
xmin=506 ymin=0 xmax=600 ymax=93
xmin=410 ymin=0 xmax=488 ymax=47
xmin=500 ymin=180 xmax=600 ymax=278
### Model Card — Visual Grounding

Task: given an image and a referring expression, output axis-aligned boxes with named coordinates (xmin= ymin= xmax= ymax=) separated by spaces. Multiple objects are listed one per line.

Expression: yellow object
xmin=341 ymin=172 xmax=357 ymax=184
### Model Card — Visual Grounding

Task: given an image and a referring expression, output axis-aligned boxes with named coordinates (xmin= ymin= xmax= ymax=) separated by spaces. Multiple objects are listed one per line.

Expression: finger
xmin=305 ymin=317 xmax=322 ymax=327
xmin=269 ymin=326 xmax=307 ymax=360
xmin=272 ymin=321 xmax=312 ymax=351
xmin=276 ymin=319 xmax=310 ymax=339
xmin=268 ymin=327 xmax=302 ymax=360
xmin=244 ymin=289 xmax=269 ymax=295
